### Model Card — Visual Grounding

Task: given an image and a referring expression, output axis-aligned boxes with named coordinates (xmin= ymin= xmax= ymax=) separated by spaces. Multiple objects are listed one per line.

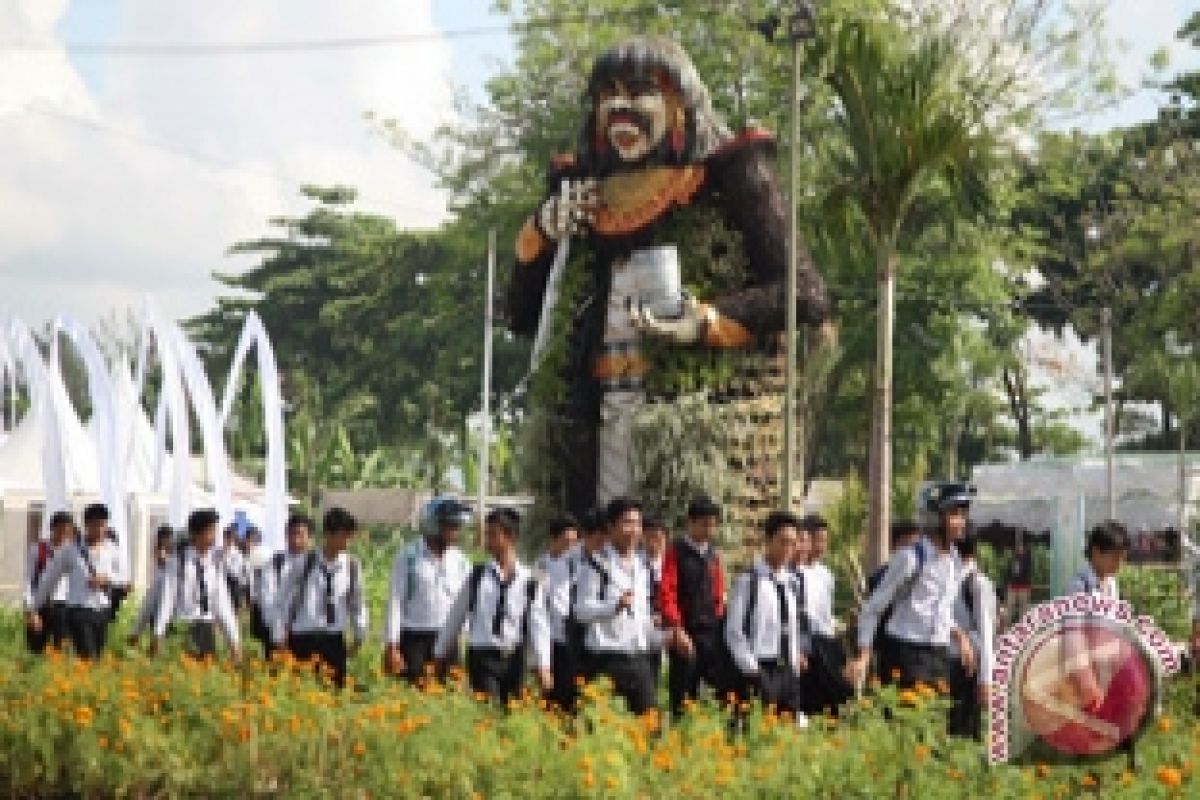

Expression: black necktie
xmin=793 ymin=571 xmax=809 ymax=633
xmin=775 ymin=579 xmax=790 ymax=664
xmin=321 ymin=564 xmax=336 ymax=625
xmin=492 ymin=570 xmax=514 ymax=637
xmin=195 ymin=559 xmax=209 ymax=615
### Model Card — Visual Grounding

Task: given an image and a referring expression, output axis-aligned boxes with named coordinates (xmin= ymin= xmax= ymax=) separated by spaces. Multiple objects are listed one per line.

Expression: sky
xmin=0 ymin=0 xmax=1196 ymax=333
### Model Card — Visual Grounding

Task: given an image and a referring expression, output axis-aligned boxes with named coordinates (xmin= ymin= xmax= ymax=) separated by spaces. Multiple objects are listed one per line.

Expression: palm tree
xmin=815 ymin=18 xmax=996 ymax=569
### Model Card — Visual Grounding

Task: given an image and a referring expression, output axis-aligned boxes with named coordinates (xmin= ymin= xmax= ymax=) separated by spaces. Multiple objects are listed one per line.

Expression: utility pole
xmin=1102 ymin=306 xmax=1115 ymax=521
xmin=780 ymin=2 xmax=817 ymax=511
xmin=479 ymin=229 xmax=496 ymax=546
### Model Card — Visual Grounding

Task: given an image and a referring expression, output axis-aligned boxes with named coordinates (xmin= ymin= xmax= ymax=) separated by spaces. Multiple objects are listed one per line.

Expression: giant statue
xmin=508 ymin=36 xmax=830 ymax=521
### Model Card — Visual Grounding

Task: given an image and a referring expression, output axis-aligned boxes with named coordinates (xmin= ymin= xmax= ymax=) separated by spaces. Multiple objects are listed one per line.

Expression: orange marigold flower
xmin=1158 ymin=716 xmax=1173 ymax=734
xmin=1081 ymin=774 xmax=1097 ymax=788
xmin=1035 ymin=764 xmax=1050 ymax=779
xmin=914 ymin=744 xmax=931 ymax=762
xmin=1157 ymin=766 xmax=1183 ymax=788
xmin=899 ymin=690 xmax=920 ymax=707
xmin=581 ymin=773 xmax=594 ymax=788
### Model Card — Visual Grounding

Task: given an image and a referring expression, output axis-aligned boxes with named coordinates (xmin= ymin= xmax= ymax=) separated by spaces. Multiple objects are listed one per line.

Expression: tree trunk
xmin=866 ymin=245 xmax=896 ymax=573
xmin=1002 ymin=365 xmax=1034 ymax=460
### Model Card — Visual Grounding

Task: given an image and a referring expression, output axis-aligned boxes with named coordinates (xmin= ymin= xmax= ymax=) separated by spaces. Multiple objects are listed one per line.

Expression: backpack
xmin=31 ymin=541 xmax=53 ymax=591
xmin=466 ymin=563 xmax=538 ymax=647
xmin=740 ymin=571 xmax=761 ymax=640
xmin=272 ymin=551 xmax=287 ymax=578
xmin=872 ymin=540 xmax=929 ymax=643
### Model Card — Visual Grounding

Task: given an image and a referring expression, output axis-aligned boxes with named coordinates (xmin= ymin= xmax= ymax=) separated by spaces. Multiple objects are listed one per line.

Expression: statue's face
xmin=595 ymin=76 xmax=668 ymax=163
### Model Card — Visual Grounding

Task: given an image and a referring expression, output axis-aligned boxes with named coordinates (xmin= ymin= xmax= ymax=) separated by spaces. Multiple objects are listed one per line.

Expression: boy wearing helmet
xmin=384 ymin=496 xmax=473 ymax=682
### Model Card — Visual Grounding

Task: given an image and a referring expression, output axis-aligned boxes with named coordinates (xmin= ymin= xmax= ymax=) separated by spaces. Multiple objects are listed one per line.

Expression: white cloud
xmin=0 ymin=0 xmax=454 ymax=329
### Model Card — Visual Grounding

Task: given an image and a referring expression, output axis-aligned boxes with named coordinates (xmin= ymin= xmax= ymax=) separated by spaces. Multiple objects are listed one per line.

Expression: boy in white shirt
xmin=726 ymin=511 xmax=809 ymax=715
xmin=24 ymin=511 xmax=75 ymax=654
xmin=575 ymin=497 xmax=665 ymax=715
xmin=435 ymin=508 xmax=552 ymax=704
xmin=129 ymin=526 xmax=176 ymax=644
xmin=273 ymin=507 xmax=367 ymax=688
xmin=29 ymin=504 xmax=120 ymax=659
xmin=384 ymin=497 xmax=473 ymax=682
xmin=152 ymin=510 xmax=242 ymax=662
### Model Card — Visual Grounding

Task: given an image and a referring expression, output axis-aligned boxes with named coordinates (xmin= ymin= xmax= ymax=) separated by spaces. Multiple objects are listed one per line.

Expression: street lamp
xmin=758 ymin=2 xmax=817 ymax=511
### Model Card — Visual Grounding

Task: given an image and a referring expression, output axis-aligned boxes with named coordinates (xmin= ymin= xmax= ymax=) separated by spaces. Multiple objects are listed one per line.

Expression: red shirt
xmin=658 ymin=539 xmax=725 ymax=629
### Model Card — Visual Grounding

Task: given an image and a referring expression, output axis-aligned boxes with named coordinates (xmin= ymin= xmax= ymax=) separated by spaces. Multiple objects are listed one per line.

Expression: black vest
xmin=674 ymin=539 xmax=719 ymax=631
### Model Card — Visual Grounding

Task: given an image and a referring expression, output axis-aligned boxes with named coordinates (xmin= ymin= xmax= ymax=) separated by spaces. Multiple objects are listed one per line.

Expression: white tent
xmin=972 ymin=453 xmax=1200 ymax=592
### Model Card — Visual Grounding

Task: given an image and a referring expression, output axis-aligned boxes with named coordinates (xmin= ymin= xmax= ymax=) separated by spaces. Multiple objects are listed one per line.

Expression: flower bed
xmin=1 ymin=640 xmax=1197 ymax=798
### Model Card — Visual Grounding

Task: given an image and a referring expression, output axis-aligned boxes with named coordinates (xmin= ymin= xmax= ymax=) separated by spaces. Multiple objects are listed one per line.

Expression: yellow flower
xmin=1157 ymin=766 xmax=1183 ymax=788
xmin=1158 ymin=716 xmax=1173 ymax=733
xmin=899 ymin=690 xmax=920 ymax=707
xmin=913 ymin=744 xmax=931 ymax=762
xmin=581 ymin=772 xmax=594 ymax=788
xmin=605 ymin=777 xmax=619 ymax=790
xmin=1035 ymin=764 xmax=1050 ymax=779
xmin=1080 ymin=774 xmax=1097 ymax=788
xmin=352 ymin=741 xmax=367 ymax=758
xmin=73 ymin=706 xmax=94 ymax=728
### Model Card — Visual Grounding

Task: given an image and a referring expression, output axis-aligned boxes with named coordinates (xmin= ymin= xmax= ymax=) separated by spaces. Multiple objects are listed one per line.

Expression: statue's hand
xmin=630 ymin=293 xmax=714 ymax=345
xmin=537 ymin=179 xmax=598 ymax=240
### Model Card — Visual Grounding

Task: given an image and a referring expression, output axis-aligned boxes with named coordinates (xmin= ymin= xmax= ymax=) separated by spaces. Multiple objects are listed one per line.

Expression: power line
xmin=0 ymin=8 xmax=671 ymax=56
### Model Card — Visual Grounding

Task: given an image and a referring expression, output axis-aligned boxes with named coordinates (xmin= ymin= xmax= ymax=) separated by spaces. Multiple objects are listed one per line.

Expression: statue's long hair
xmin=578 ymin=36 xmax=732 ymax=175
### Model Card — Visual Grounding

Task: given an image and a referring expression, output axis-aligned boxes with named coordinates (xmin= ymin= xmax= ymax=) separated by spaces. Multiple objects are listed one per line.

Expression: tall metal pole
xmin=783 ymin=32 xmax=802 ymax=512
xmin=1102 ymin=306 xmax=1115 ymax=520
xmin=479 ymin=229 xmax=496 ymax=545
xmin=1180 ymin=418 xmax=1187 ymax=537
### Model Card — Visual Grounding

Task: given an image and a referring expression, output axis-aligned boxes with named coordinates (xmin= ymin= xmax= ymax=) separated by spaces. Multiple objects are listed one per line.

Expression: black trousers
xmin=803 ymin=635 xmax=854 ymax=716
xmin=735 ymin=659 xmax=801 ymax=713
xmin=27 ymin=602 xmax=70 ymax=654
xmin=186 ymin=622 xmax=219 ymax=660
xmin=108 ymin=585 xmax=130 ymax=622
xmin=466 ymin=647 xmax=525 ymax=705
xmin=249 ymin=604 xmax=275 ymax=658
xmin=668 ymin=627 xmax=727 ymax=716
xmin=67 ymin=607 xmax=110 ymax=659
xmin=947 ymin=657 xmax=981 ymax=739
xmin=877 ymin=635 xmax=951 ymax=689
xmin=289 ymin=631 xmax=349 ymax=689
xmin=551 ymin=641 xmax=579 ymax=711
xmin=590 ymin=651 xmax=658 ymax=715
xmin=399 ymin=630 xmax=449 ymax=683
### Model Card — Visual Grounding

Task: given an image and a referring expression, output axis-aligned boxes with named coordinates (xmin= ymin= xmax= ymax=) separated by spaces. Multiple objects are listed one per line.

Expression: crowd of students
xmin=21 ymin=487 xmax=1149 ymax=742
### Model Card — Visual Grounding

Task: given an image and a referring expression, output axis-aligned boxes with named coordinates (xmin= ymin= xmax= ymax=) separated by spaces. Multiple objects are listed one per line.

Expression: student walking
xmin=726 ymin=511 xmax=808 ymax=716
xmin=847 ymin=484 xmax=975 ymax=691
xmin=29 ymin=504 xmax=120 ymax=659
xmin=435 ymin=508 xmax=552 ymax=705
xmin=152 ymin=510 xmax=242 ymax=662
xmin=24 ymin=511 xmax=75 ymax=654
xmin=575 ymin=498 xmax=664 ymax=715
xmin=384 ymin=497 xmax=473 ymax=682
xmin=272 ymin=508 xmax=367 ymax=688
xmin=659 ymin=494 xmax=729 ymax=717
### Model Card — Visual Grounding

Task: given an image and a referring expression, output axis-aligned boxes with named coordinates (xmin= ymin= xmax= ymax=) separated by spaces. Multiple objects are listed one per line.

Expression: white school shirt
xmin=25 ymin=540 xmax=69 ymax=610
xmin=220 ymin=546 xmax=248 ymax=588
xmin=950 ymin=565 xmax=996 ymax=687
xmin=856 ymin=538 xmax=962 ymax=650
xmin=1066 ymin=564 xmax=1119 ymax=599
xmin=273 ymin=551 xmax=368 ymax=644
xmin=801 ymin=561 xmax=836 ymax=637
xmin=544 ymin=546 xmax=581 ymax=644
xmin=154 ymin=547 xmax=240 ymax=647
xmin=726 ymin=558 xmax=806 ymax=677
xmin=573 ymin=545 xmax=664 ymax=656
xmin=384 ymin=538 xmax=471 ymax=642
xmin=245 ymin=545 xmax=276 ymax=609
xmin=433 ymin=559 xmax=551 ymax=670
xmin=34 ymin=539 xmax=119 ymax=611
